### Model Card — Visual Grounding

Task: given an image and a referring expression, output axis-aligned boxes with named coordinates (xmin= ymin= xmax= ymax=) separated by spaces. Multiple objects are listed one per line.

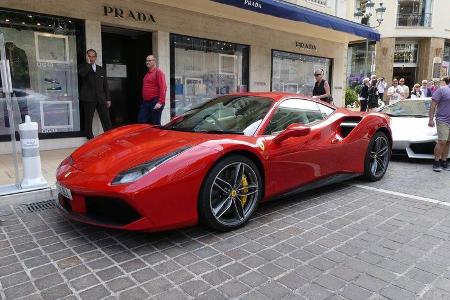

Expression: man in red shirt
xmin=138 ymin=55 xmax=167 ymax=125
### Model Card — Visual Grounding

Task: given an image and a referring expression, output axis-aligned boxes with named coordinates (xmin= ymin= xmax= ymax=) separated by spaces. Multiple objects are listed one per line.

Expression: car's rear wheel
xmin=198 ymin=155 xmax=262 ymax=231
xmin=364 ymin=131 xmax=391 ymax=181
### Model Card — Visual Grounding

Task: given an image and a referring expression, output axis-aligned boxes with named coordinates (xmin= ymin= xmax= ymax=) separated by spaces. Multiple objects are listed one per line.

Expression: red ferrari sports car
xmin=56 ymin=93 xmax=392 ymax=232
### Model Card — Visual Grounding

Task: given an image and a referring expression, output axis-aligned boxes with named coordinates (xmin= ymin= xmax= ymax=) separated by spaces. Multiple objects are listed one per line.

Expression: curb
xmin=0 ymin=186 xmax=57 ymax=206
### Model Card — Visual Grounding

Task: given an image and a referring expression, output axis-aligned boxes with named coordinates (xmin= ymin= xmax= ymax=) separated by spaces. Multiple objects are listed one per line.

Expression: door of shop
xmin=101 ymin=27 xmax=152 ymax=127
xmin=393 ymin=67 xmax=416 ymax=93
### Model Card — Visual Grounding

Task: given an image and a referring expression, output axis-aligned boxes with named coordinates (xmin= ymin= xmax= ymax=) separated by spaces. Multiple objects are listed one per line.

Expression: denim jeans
xmin=138 ymin=97 xmax=164 ymax=125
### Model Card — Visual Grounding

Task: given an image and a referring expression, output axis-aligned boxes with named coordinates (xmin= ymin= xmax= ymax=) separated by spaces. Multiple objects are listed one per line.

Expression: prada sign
xmin=296 ymin=41 xmax=317 ymax=51
xmin=244 ymin=0 xmax=262 ymax=8
xmin=103 ymin=6 xmax=156 ymax=23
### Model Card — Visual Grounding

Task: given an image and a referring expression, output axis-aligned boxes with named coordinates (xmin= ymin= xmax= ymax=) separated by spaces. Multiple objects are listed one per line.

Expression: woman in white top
xmin=376 ymin=77 xmax=387 ymax=104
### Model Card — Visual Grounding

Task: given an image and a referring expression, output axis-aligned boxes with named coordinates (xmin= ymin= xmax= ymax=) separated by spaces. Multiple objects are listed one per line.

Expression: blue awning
xmin=209 ymin=0 xmax=380 ymax=41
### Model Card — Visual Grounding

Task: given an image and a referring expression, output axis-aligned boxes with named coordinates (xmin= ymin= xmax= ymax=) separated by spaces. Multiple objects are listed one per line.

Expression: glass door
xmin=0 ymin=32 xmax=21 ymax=190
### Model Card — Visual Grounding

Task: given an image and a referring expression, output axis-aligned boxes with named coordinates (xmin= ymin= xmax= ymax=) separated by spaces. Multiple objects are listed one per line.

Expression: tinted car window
xmin=317 ymin=103 xmax=335 ymax=118
xmin=164 ymin=95 xmax=274 ymax=136
xmin=380 ymin=99 xmax=430 ymax=117
xmin=265 ymin=99 xmax=323 ymax=135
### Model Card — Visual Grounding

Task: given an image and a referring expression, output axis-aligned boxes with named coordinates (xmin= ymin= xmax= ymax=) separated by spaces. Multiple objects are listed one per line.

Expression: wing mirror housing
xmin=273 ymin=123 xmax=311 ymax=144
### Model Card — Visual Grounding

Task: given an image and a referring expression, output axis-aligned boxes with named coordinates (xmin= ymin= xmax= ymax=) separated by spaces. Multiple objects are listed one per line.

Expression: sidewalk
xmin=0 ymin=148 xmax=75 ymax=204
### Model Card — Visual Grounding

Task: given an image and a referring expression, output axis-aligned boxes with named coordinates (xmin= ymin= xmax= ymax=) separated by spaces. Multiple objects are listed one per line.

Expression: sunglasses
xmin=314 ymin=74 xmax=321 ymax=76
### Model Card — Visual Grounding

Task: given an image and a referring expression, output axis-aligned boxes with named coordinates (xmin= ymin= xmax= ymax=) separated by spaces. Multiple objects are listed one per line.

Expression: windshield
xmin=163 ymin=95 xmax=274 ymax=135
xmin=380 ymin=100 xmax=431 ymax=117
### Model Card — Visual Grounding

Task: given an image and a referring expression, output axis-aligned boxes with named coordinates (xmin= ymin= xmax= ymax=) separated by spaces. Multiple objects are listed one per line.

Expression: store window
xmin=394 ymin=42 xmax=418 ymax=64
xmin=271 ymin=50 xmax=332 ymax=96
xmin=347 ymin=42 xmax=375 ymax=88
xmin=443 ymin=42 xmax=450 ymax=77
xmin=170 ymin=34 xmax=249 ymax=117
xmin=0 ymin=9 xmax=84 ymax=140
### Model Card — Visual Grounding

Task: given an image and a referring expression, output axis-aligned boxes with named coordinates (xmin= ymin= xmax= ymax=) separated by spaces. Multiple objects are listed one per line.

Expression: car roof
xmin=224 ymin=92 xmax=331 ymax=105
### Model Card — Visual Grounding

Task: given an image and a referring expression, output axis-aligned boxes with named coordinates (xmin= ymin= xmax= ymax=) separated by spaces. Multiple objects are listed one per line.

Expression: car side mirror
xmin=273 ymin=123 xmax=311 ymax=144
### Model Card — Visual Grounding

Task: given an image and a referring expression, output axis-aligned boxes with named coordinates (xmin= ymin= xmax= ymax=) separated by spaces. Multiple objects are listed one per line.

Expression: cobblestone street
xmin=1 ymin=160 xmax=450 ymax=300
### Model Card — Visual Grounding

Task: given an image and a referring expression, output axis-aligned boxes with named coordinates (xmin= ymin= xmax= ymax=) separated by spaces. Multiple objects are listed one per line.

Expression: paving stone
xmin=40 ymin=283 xmax=72 ymax=300
xmin=4 ymin=282 xmax=36 ymax=299
xmin=142 ymin=276 xmax=173 ymax=295
xmin=96 ymin=266 xmax=124 ymax=281
xmin=131 ymin=266 xmax=158 ymax=283
xmin=196 ymin=288 xmax=227 ymax=300
xmin=119 ymin=258 xmax=147 ymax=273
xmin=0 ymin=271 xmax=30 ymax=288
xmin=258 ymin=281 xmax=292 ymax=299
xmin=62 ymin=265 xmax=91 ymax=280
xmin=340 ymin=283 xmax=373 ymax=300
xmin=392 ymin=276 xmax=426 ymax=294
xmin=294 ymin=265 xmax=323 ymax=280
xmin=218 ymin=279 xmax=251 ymax=298
xmin=70 ymin=274 xmax=100 ymax=291
xmin=314 ymin=274 xmax=346 ymax=291
xmin=118 ymin=286 xmax=149 ymax=299
xmin=154 ymin=288 xmax=189 ymax=300
xmin=80 ymin=284 xmax=111 ymax=300
xmin=180 ymin=279 xmax=211 ymax=297
xmin=166 ymin=269 xmax=194 ymax=284
xmin=299 ymin=283 xmax=333 ymax=300
xmin=202 ymin=269 xmax=231 ymax=286
xmin=277 ymin=271 xmax=308 ymax=290
xmin=353 ymin=274 xmax=388 ymax=292
xmin=406 ymin=267 xmax=439 ymax=284
xmin=380 ymin=284 xmax=415 ymax=300
xmin=258 ymin=262 xmax=285 ymax=277
xmin=30 ymin=263 xmax=58 ymax=279
xmin=34 ymin=273 xmax=64 ymax=291
xmin=221 ymin=262 xmax=249 ymax=277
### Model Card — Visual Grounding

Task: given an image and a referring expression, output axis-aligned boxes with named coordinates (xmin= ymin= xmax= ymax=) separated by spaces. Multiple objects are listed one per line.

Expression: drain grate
xmin=17 ymin=199 xmax=57 ymax=214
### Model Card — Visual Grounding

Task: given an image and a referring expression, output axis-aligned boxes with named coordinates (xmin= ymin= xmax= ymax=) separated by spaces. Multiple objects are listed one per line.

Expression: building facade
xmin=0 ymin=0 xmax=374 ymax=154
xmin=348 ymin=0 xmax=450 ymax=90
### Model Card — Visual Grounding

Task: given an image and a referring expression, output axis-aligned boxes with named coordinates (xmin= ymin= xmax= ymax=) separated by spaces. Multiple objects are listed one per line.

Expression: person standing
xmin=312 ymin=69 xmax=332 ymax=104
xmin=359 ymin=78 xmax=370 ymax=112
xmin=138 ymin=55 xmax=167 ymax=125
xmin=410 ymin=83 xmax=423 ymax=99
xmin=376 ymin=77 xmax=387 ymax=105
xmin=387 ymin=78 xmax=403 ymax=104
xmin=420 ymin=80 xmax=432 ymax=97
xmin=367 ymin=79 xmax=379 ymax=112
xmin=428 ymin=76 xmax=450 ymax=172
xmin=399 ymin=78 xmax=409 ymax=99
xmin=78 ymin=49 xmax=112 ymax=140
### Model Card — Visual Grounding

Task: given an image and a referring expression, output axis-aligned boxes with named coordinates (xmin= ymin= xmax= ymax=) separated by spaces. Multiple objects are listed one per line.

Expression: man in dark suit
xmin=78 ymin=49 xmax=112 ymax=140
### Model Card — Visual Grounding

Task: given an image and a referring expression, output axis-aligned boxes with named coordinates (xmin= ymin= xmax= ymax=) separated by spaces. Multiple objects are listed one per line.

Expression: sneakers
xmin=441 ymin=160 xmax=450 ymax=171
xmin=433 ymin=161 xmax=442 ymax=172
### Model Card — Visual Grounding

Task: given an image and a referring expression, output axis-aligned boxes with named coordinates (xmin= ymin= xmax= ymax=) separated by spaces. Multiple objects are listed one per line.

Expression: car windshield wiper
xmin=196 ymin=129 xmax=243 ymax=134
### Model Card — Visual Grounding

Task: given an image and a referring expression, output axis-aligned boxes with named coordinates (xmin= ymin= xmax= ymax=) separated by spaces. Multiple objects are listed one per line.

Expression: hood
xmin=391 ymin=117 xmax=437 ymax=142
xmin=71 ymin=126 xmax=212 ymax=174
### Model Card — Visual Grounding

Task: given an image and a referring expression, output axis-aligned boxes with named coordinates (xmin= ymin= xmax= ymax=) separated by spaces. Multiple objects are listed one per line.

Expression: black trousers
xmin=82 ymin=101 xmax=112 ymax=139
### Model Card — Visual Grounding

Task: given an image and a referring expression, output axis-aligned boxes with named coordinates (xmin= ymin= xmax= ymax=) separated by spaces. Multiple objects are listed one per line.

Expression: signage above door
xmin=103 ymin=6 xmax=156 ymax=23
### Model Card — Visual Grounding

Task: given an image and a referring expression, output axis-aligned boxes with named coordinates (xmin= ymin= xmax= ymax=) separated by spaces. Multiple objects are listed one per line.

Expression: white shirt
xmin=91 ymin=64 xmax=96 ymax=72
xmin=377 ymin=81 xmax=387 ymax=94
xmin=388 ymin=85 xmax=403 ymax=101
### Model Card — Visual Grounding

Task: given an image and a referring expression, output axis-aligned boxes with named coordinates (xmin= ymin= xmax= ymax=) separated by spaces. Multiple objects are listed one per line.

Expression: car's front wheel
xmin=363 ymin=131 xmax=391 ymax=181
xmin=198 ymin=155 xmax=262 ymax=231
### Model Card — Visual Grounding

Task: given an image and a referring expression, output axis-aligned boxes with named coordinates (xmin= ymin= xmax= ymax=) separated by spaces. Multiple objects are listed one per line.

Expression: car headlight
xmin=111 ymin=146 xmax=191 ymax=185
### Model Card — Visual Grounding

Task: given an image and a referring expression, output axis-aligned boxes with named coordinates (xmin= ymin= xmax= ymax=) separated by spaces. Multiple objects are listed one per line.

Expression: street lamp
xmin=354 ymin=1 xmax=386 ymax=77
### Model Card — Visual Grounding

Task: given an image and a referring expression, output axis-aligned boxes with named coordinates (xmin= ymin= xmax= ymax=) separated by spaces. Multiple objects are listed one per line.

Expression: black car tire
xmin=363 ymin=131 xmax=391 ymax=181
xmin=198 ymin=154 xmax=262 ymax=232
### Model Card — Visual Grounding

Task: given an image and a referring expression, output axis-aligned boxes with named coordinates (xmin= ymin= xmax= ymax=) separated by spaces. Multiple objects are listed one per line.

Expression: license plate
xmin=56 ymin=182 xmax=72 ymax=200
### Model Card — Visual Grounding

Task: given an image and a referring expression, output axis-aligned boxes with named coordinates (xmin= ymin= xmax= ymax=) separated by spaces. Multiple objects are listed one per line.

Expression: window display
xmin=346 ymin=42 xmax=375 ymax=88
xmin=0 ymin=9 xmax=83 ymax=139
xmin=271 ymin=50 xmax=332 ymax=96
xmin=170 ymin=34 xmax=249 ymax=117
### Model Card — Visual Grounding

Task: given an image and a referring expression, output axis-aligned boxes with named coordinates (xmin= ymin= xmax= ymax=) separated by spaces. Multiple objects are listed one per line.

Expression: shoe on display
xmin=433 ymin=160 xmax=442 ymax=172
xmin=47 ymin=86 xmax=62 ymax=91
xmin=44 ymin=78 xmax=60 ymax=84
xmin=441 ymin=160 xmax=450 ymax=171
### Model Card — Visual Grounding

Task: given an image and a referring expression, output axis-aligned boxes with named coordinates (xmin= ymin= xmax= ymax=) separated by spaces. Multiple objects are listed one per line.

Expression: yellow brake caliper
xmin=240 ymin=175 xmax=249 ymax=206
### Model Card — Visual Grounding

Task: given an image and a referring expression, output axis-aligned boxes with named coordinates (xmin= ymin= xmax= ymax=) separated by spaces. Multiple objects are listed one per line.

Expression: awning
xmin=209 ymin=0 xmax=380 ymax=41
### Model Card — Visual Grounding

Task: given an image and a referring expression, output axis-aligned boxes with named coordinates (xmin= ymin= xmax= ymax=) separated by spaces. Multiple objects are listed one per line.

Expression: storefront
xmin=0 ymin=0 xmax=378 ymax=155
xmin=0 ymin=9 xmax=84 ymax=141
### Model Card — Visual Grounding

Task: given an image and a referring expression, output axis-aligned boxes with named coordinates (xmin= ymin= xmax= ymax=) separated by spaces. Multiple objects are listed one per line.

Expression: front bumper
xmin=392 ymin=139 xmax=436 ymax=159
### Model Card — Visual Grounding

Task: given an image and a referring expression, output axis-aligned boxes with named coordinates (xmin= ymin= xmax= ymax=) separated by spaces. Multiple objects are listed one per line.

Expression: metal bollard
xmin=19 ymin=115 xmax=48 ymax=189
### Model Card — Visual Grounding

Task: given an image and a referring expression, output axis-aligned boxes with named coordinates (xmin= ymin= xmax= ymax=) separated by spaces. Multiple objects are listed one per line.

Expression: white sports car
xmin=379 ymin=98 xmax=447 ymax=159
